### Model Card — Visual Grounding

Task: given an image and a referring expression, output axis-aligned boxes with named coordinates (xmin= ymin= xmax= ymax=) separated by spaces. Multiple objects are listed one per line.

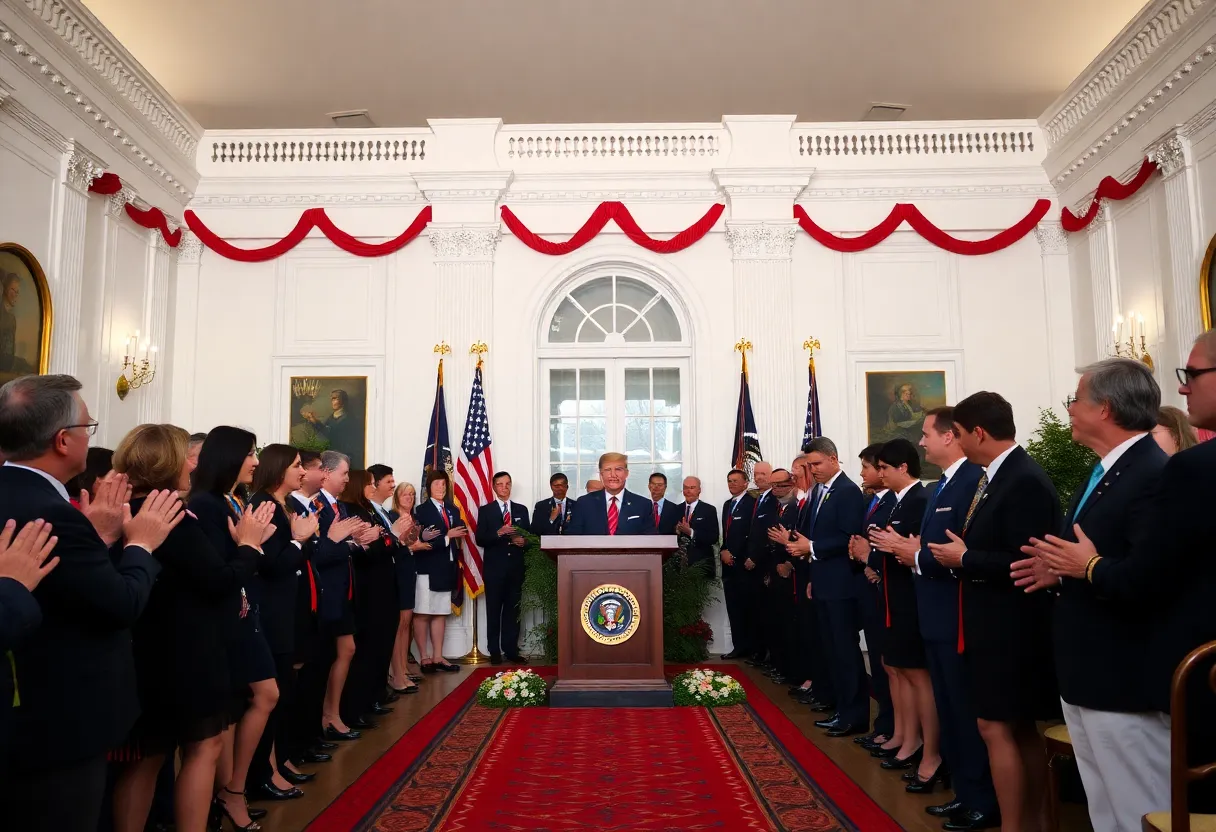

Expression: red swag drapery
xmin=87 ymin=173 xmax=183 ymax=248
xmin=793 ymin=199 xmax=1052 ymax=255
xmin=1060 ymin=158 xmax=1158 ymax=232
xmin=500 ymin=201 xmax=725 ymax=255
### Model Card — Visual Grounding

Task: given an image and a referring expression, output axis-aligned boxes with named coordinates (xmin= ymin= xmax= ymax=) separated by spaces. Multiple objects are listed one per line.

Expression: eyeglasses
xmin=1064 ymin=394 xmax=1077 ymax=407
xmin=1176 ymin=367 xmax=1216 ymax=386
xmin=63 ymin=421 xmax=99 ymax=436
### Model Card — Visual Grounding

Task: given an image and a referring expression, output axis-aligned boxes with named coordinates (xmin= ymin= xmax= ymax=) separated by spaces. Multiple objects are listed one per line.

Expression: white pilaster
xmin=726 ymin=221 xmax=801 ymax=459
xmin=1086 ymin=204 xmax=1119 ymax=362
xmin=47 ymin=144 xmax=103 ymax=375
xmin=1034 ymin=221 xmax=1077 ymax=404
xmin=137 ymin=229 xmax=174 ymax=424
xmin=1147 ymin=131 xmax=1205 ymax=370
xmin=169 ymin=232 xmax=203 ymax=429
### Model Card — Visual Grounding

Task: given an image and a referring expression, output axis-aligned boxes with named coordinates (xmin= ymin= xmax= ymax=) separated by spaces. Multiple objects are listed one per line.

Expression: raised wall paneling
xmin=274 ymin=248 xmax=387 ymax=355
xmin=270 ymin=356 xmax=385 ymax=467
xmin=843 ymin=247 xmax=960 ymax=352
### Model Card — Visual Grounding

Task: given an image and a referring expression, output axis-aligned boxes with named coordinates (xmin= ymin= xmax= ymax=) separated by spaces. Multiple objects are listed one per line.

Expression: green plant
xmin=672 ymin=668 xmax=746 ymax=707
xmin=519 ymin=531 xmax=558 ymax=663
xmin=476 ymin=669 xmax=547 ymax=708
xmin=1024 ymin=406 xmax=1098 ymax=509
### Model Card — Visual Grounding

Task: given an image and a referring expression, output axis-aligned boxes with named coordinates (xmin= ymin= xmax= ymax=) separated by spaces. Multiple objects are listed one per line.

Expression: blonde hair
xmin=598 ymin=452 xmax=628 ymax=469
xmin=113 ymin=423 xmax=189 ymax=493
xmin=1158 ymin=405 xmax=1199 ymax=452
xmin=391 ymin=481 xmax=417 ymax=514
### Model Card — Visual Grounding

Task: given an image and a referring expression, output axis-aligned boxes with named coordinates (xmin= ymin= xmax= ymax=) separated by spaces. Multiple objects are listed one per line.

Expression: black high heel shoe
xmin=279 ymin=767 xmax=316 ymax=784
xmin=870 ymin=745 xmax=899 ymax=759
xmin=250 ymin=780 xmax=304 ymax=801
xmin=215 ymin=788 xmax=262 ymax=831
xmin=881 ymin=744 xmax=924 ymax=771
xmin=905 ymin=762 xmax=950 ymax=793
xmin=324 ymin=723 xmax=362 ymax=741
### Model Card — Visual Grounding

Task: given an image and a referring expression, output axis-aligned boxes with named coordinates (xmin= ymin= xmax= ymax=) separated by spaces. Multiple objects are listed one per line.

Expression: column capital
xmin=428 ymin=223 xmax=500 ymax=262
xmin=1146 ymin=130 xmax=1190 ymax=179
xmin=64 ymin=143 xmax=107 ymax=194
xmin=712 ymin=168 xmax=812 ymax=221
xmin=1084 ymin=201 xmax=1114 ymax=233
xmin=725 ymin=221 xmax=798 ymax=260
xmin=106 ymin=186 xmax=136 ymax=219
xmin=176 ymin=230 xmax=203 ymax=265
xmin=1033 ymin=221 xmax=1068 ymax=256
xmin=411 ymin=170 xmax=513 ymax=224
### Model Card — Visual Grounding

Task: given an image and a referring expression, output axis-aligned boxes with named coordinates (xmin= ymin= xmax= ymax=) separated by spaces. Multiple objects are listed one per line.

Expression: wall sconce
xmin=116 ymin=330 xmax=157 ymax=400
xmin=292 ymin=377 xmax=321 ymax=400
xmin=1112 ymin=312 xmax=1154 ymax=369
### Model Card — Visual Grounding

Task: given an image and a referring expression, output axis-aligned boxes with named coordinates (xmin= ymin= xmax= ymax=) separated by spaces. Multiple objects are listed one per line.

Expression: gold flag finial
xmin=734 ymin=338 xmax=753 ymax=375
xmin=803 ymin=337 xmax=821 ymax=368
xmin=433 ymin=341 xmax=451 ymax=382
xmin=469 ymin=341 xmax=489 ymax=369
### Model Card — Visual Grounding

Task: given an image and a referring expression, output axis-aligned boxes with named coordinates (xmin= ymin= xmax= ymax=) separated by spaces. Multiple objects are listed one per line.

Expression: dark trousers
xmin=295 ymin=634 xmax=337 ymax=743
xmin=857 ymin=582 xmax=894 ymax=736
xmin=250 ymin=653 xmax=296 ymax=784
xmin=817 ymin=598 xmax=870 ymax=727
xmin=721 ymin=572 xmax=750 ymax=654
xmin=484 ymin=554 xmax=525 ymax=657
xmin=925 ymin=639 xmax=997 ymax=814
xmin=789 ymin=593 xmax=819 ymax=684
xmin=1 ymin=754 xmax=108 ymax=831
xmin=765 ymin=573 xmax=799 ymax=677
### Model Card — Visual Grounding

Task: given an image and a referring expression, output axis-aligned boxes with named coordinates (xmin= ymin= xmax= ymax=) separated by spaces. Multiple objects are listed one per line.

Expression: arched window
xmin=540 ymin=270 xmax=691 ymax=496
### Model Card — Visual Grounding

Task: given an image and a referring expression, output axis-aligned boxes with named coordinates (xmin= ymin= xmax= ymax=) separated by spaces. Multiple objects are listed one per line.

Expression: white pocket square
xmin=935 ymin=506 xmax=952 ymax=513
xmin=626 ymin=515 xmax=640 ymax=520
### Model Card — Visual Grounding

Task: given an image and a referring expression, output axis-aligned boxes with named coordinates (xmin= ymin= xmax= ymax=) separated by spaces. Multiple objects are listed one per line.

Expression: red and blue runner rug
xmin=308 ymin=666 xmax=901 ymax=831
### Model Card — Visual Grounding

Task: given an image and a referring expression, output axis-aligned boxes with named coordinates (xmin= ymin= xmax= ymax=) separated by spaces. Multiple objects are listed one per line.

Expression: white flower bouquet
xmin=672 ymin=668 xmax=747 ymax=707
xmin=476 ymin=669 xmax=548 ymax=708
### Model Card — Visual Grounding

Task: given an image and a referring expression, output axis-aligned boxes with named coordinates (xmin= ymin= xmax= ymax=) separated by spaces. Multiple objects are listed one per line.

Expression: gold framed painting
xmin=865 ymin=370 xmax=949 ymax=479
xmin=288 ymin=376 xmax=367 ymax=469
xmin=1202 ymin=231 xmax=1216 ymax=331
xmin=0 ymin=243 xmax=52 ymax=384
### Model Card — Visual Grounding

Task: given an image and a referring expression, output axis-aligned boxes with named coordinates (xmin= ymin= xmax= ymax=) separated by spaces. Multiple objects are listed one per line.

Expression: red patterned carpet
xmin=308 ymin=667 xmax=902 ymax=832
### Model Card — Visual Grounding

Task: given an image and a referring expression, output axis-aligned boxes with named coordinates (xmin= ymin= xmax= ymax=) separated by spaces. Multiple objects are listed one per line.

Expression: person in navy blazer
xmin=567 ymin=453 xmax=658 ymax=535
xmin=793 ymin=436 xmax=867 ymax=737
xmin=412 ymin=471 xmax=466 ymax=674
xmin=673 ymin=475 xmax=718 ymax=568
xmin=719 ymin=469 xmax=755 ymax=659
xmin=531 ymin=473 xmax=573 ymax=537
xmin=875 ymin=406 xmax=996 ymax=822
xmin=475 ymin=471 xmax=531 ymax=664
xmin=646 ymin=472 xmax=684 ymax=535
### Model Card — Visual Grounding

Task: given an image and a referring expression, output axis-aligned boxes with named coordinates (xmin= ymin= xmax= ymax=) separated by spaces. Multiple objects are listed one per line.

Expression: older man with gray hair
xmin=1013 ymin=357 xmax=1168 ymax=832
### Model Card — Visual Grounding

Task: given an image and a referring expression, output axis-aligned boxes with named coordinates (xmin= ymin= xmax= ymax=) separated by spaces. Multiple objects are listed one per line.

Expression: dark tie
xmin=608 ymin=497 xmax=619 ymax=536
xmin=866 ymin=495 xmax=880 ymax=520
xmin=957 ymin=473 xmax=990 ymax=655
xmin=684 ymin=504 xmax=691 ymax=523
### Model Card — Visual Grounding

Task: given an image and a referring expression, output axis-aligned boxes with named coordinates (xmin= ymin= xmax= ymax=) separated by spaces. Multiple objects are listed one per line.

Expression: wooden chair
xmin=1142 ymin=640 xmax=1216 ymax=832
xmin=1043 ymin=723 xmax=1074 ymax=832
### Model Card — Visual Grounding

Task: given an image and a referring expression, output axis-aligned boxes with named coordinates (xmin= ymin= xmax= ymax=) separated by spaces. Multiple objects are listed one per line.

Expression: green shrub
xmin=1024 ymin=406 xmax=1098 ymax=509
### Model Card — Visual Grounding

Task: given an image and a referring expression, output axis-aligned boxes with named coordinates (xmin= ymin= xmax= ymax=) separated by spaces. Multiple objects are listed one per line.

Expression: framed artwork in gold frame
xmin=1202 ymin=231 xmax=1216 ymax=331
xmin=0 ymin=243 xmax=52 ymax=384
xmin=865 ymin=369 xmax=949 ymax=479
xmin=287 ymin=375 xmax=368 ymax=469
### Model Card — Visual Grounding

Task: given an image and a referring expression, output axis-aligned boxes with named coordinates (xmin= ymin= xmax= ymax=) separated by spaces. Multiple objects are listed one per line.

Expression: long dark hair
xmin=66 ymin=446 xmax=114 ymax=498
xmin=191 ymin=425 xmax=257 ymax=500
xmin=251 ymin=443 xmax=299 ymax=495
xmin=339 ymin=469 xmax=373 ymax=512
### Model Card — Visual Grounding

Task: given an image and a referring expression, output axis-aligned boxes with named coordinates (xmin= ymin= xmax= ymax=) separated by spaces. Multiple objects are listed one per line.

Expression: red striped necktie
xmin=608 ymin=496 xmax=619 ymax=536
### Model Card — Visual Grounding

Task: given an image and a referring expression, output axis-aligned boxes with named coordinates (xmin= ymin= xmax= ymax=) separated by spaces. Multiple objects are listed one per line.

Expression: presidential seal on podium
xmin=580 ymin=584 xmax=640 ymax=645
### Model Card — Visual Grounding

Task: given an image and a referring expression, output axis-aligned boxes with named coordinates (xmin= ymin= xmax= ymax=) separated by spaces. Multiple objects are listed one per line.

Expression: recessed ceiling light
xmin=327 ymin=109 xmax=376 ymax=128
xmin=863 ymin=103 xmax=908 ymax=121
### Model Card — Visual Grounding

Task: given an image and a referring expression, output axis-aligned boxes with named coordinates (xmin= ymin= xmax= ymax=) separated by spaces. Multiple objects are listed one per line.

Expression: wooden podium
xmin=542 ymin=535 xmax=679 ymax=707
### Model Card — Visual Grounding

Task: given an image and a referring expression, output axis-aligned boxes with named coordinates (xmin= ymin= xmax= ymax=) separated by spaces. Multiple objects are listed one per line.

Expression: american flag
xmin=452 ymin=364 xmax=492 ymax=599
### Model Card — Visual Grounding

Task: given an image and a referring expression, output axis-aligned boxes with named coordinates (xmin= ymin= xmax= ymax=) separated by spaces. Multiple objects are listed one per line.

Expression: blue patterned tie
xmin=1071 ymin=463 xmax=1105 ymax=520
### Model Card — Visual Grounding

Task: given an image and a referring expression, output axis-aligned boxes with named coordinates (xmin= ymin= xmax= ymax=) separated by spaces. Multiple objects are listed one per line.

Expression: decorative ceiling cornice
xmin=18 ymin=0 xmax=201 ymax=160
xmin=1041 ymin=0 xmax=1211 ymax=147
xmin=0 ymin=23 xmax=193 ymax=200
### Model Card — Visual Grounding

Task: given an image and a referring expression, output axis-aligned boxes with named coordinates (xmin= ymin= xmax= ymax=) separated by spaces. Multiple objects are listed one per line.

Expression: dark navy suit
xmin=677 ymin=500 xmax=719 ymax=567
xmin=719 ymin=493 xmax=756 ymax=654
xmin=476 ymin=500 xmax=531 ymax=658
xmin=651 ymin=499 xmax=683 ymax=535
xmin=567 ymin=490 xmax=657 ymax=535
xmin=531 ymin=496 xmax=572 ymax=537
xmin=860 ymin=490 xmax=897 ymax=738
xmin=915 ymin=459 xmax=997 ymax=815
xmin=808 ymin=472 xmax=868 ymax=727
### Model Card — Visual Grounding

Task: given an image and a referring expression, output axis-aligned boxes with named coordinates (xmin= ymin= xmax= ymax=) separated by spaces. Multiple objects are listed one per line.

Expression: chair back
xmin=1169 ymin=639 xmax=1216 ymax=832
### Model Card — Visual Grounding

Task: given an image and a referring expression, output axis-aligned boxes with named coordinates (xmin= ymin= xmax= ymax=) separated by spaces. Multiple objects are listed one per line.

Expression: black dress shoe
xmin=720 ymin=650 xmax=747 ymax=659
xmin=925 ymin=799 xmax=967 ymax=818
xmin=397 ymin=684 xmax=420 ymax=694
xmin=249 ymin=782 xmax=304 ymax=802
xmin=769 ymin=674 xmax=788 ymax=685
xmin=813 ymin=715 xmax=841 ymax=729
xmin=870 ymin=745 xmax=899 ymax=758
xmin=408 ymin=673 xmax=423 ymax=683
xmin=278 ymin=769 xmax=315 ymax=784
xmin=825 ymin=722 xmax=867 ymax=738
xmin=435 ymin=661 xmax=460 ymax=673
xmin=880 ymin=745 xmax=923 ymax=770
xmin=942 ymin=809 xmax=1001 ymax=831
xmin=323 ymin=724 xmax=361 ymax=741
xmin=744 ymin=656 xmax=767 ymax=667
xmin=505 ymin=654 xmax=526 ymax=663
xmin=490 ymin=653 xmax=503 ymax=665
xmin=854 ymin=731 xmax=880 ymax=745
xmin=315 ymin=741 xmax=338 ymax=751
xmin=349 ymin=716 xmax=378 ymax=729
xmin=291 ymin=752 xmax=332 ymax=765
xmin=905 ymin=762 xmax=949 ymax=794
xmin=369 ymin=703 xmax=393 ymax=716
xmin=384 ymin=690 xmax=401 ymax=703
xmin=420 ymin=662 xmax=438 ymax=674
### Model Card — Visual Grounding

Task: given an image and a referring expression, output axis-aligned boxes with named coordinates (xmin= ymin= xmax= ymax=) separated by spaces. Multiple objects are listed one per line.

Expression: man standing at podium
xmin=568 ymin=453 xmax=657 ymax=536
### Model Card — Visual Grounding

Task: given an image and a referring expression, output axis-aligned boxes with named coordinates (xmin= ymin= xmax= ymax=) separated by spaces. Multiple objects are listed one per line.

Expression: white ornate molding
xmin=804 ymin=184 xmax=1054 ymax=200
xmin=1146 ymin=131 xmax=1189 ymax=177
xmin=1052 ymin=36 xmax=1216 ymax=185
xmin=65 ymin=143 xmax=105 ymax=192
xmin=1033 ymin=221 xmax=1069 ymax=256
xmin=0 ymin=74 xmax=11 ymax=106
xmin=176 ymin=230 xmax=203 ymax=264
xmin=1 ymin=97 xmax=66 ymax=150
xmin=725 ymin=222 xmax=798 ymax=260
xmin=106 ymin=185 xmax=135 ymax=218
xmin=503 ymin=189 xmax=722 ymax=203
xmin=18 ymin=0 xmax=201 ymax=160
xmin=428 ymin=224 xmax=500 ymax=261
xmin=150 ymin=228 xmax=175 ymax=255
xmin=189 ymin=192 xmax=427 ymax=207
xmin=0 ymin=25 xmax=193 ymax=199
xmin=1042 ymin=0 xmax=1209 ymax=147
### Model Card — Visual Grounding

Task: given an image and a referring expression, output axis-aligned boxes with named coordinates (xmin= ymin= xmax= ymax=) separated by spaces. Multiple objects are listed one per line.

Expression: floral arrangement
xmin=672 ymin=668 xmax=747 ymax=707
xmin=678 ymin=619 xmax=713 ymax=643
xmin=476 ymin=669 xmax=547 ymax=708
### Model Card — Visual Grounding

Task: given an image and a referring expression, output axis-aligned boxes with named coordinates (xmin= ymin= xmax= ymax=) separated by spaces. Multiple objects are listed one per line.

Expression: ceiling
xmin=81 ymin=0 xmax=1147 ymax=130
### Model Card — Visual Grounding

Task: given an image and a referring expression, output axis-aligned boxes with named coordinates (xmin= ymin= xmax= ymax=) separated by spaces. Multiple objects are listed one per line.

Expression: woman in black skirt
xmin=869 ymin=438 xmax=944 ymax=790
xmin=388 ymin=481 xmax=423 ymax=692
xmin=109 ymin=424 xmax=268 ymax=832
xmin=189 ymin=427 xmax=279 ymax=831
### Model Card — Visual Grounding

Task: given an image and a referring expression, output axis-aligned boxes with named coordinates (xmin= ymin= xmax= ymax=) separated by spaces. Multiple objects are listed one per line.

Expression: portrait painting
xmin=0 ymin=244 xmax=52 ymax=385
xmin=288 ymin=376 xmax=367 ymax=469
xmin=1202 ymin=230 xmax=1216 ymax=332
xmin=865 ymin=370 xmax=948 ymax=479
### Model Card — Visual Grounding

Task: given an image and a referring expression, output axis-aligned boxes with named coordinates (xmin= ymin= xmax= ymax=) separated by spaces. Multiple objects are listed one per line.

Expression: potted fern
xmin=1024 ymin=406 xmax=1098 ymax=509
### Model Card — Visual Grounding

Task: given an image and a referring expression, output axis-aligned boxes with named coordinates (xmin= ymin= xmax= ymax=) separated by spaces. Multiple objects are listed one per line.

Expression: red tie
xmin=502 ymin=503 xmax=511 ymax=525
xmin=684 ymin=504 xmax=691 ymax=522
xmin=608 ymin=497 xmax=619 ymax=536
xmin=654 ymin=502 xmax=660 ymax=526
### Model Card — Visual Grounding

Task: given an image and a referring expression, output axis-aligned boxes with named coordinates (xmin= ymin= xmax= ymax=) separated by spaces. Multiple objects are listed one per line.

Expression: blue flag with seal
xmin=731 ymin=341 xmax=762 ymax=482
xmin=421 ymin=348 xmax=467 ymax=611
xmin=802 ymin=338 xmax=823 ymax=451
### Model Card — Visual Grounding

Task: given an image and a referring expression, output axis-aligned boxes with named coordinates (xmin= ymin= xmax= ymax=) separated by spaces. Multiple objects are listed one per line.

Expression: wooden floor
xmin=255 ymin=660 xmax=1094 ymax=832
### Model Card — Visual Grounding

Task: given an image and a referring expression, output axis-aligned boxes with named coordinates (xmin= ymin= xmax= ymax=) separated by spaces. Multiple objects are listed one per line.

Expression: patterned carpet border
xmin=308 ymin=665 xmax=902 ymax=832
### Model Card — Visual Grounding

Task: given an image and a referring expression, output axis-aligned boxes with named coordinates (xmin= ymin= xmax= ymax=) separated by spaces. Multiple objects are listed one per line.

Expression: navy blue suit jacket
xmin=651 ymin=499 xmax=683 ymax=535
xmin=913 ymin=459 xmax=984 ymax=644
xmin=531 ymin=497 xmax=572 ymax=536
xmin=677 ymin=501 xmax=719 ymax=565
xmin=413 ymin=499 xmax=464 ymax=593
xmin=567 ymin=489 xmax=658 ymax=535
xmin=720 ymin=493 xmax=754 ymax=576
xmin=808 ymin=473 xmax=866 ymax=601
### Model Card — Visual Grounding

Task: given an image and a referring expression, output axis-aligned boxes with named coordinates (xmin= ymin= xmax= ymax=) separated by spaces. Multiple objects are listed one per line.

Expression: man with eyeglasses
xmin=1019 ymin=330 xmax=1216 ymax=814
xmin=0 ymin=374 xmax=183 ymax=830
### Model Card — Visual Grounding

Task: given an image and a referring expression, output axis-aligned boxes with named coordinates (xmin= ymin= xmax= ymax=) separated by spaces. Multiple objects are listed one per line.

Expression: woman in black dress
xmin=388 ymin=481 xmax=423 ymax=692
xmin=411 ymin=471 xmax=464 ymax=673
xmin=189 ymin=427 xmax=279 ymax=831
xmin=869 ymin=438 xmax=944 ymax=790
xmin=108 ymin=424 xmax=268 ymax=832
xmin=248 ymin=445 xmax=319 ymax=800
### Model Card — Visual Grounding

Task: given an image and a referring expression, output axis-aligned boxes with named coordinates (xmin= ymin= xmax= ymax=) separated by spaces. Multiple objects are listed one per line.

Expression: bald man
xmin=675 ymin=476 xmax=719 ymax=569
xmin=585 ymin=479 xmax=603 ymax=493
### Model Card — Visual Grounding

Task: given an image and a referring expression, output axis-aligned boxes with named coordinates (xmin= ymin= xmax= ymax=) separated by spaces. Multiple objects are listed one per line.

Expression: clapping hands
xmin=229 ymin=501 xmax=276 ymax=548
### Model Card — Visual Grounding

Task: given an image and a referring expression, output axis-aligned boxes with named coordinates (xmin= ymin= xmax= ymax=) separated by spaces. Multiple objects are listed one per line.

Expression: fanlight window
xmin=548 ymin=276 xmax=682 ymax=344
